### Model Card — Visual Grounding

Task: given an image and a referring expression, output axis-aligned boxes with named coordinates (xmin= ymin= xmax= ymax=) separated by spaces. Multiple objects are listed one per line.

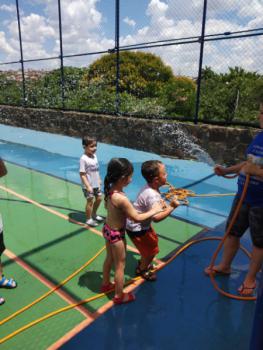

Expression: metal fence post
xmin=58 ymin=0 xmax=65 ymax=109
xmin=115 ymin=0 xmax=120 ymax=115
xmin=15 ymin=0 xmax=26 ymax=106
xmin=194 ymin=0 xmax=207 ymax=124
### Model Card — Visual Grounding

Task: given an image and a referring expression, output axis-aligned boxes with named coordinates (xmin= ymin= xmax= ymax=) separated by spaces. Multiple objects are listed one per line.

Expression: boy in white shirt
xmin=126 ymin=160 xmax=179 ymax=281
xmin=79 ymin=136 xmax=103 ymax=227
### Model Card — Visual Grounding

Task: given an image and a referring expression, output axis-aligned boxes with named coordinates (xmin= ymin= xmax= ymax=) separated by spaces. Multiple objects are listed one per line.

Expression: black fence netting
xmin=0 ymin=0 xmax=262 ymax=126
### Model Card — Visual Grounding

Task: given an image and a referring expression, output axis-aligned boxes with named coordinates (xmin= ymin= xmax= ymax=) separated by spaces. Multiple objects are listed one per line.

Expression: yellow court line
xmin=0 ymin=180 xmax=247 ymax=345
xmin=47 ymin=277 xmax=147 ymax=350
xmin=0 ymin=277 xmax=144 ymax=345
xmin=0 ymin=185 xmax=162 ymax=321
xmin=0 ymin=184 xmax=167 ymax=345
xmin=4 ymin=249 xmax=94 ymax=320
xmin=0 ymin=247 xmax=105 ymax=326
xmin=0 ymin=184 xmax=149 ymax=259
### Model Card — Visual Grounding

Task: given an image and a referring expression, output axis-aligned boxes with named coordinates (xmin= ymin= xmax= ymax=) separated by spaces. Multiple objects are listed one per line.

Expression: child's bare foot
xmin=204 ymin=265 xmax=231 ymax=276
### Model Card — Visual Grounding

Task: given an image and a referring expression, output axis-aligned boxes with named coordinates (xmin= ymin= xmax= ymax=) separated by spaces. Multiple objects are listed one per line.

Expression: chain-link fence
xmin=0 ymin=0 xmax=262 ymax=126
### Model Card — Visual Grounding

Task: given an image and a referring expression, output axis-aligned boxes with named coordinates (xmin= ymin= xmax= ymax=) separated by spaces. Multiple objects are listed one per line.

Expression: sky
xmin=0 ymin=0 xmax=263 ymax=76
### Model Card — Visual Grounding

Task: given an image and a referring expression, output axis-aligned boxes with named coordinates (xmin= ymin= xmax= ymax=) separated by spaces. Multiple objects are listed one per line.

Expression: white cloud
xmin=0 ymin=0 xmax=262 ymax=75
xmin=205 ymin=19 xmax=242 ymax=34
xmin=237 ymin=0 xmax=263 ymax=18
xmin=146 ymin=0 xmax=169 ymax=19
xmin=5 ymin=13 xmax=56 ymax=61
xmin=21 ymin=14 xmax=56 ymax=43
xmin=0 ymin=4 xmax=16 ymax=13
xmin=44 ymin=0 xmax=111 ymax=56
xmin=1 ymin=0 xmax=111 ymax=66
xmin=0 ymin=31 xmax=16 ymax=55
xmin=119 ymin=0 xmax=263 ymax=76
xmin=123 ymin=17 xmax=136 ymax=27
xmin=45 ymin=0 xmax=102 ymax=35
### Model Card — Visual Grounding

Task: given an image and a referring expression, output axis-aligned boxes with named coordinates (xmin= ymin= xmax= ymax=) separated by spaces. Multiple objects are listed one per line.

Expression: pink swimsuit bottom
xmin=102 ymin=223 xmax=125 ymax=244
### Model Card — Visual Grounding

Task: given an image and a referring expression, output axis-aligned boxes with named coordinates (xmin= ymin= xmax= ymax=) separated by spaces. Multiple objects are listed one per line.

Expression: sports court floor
xmin=0 ymin=125 xmax=256 ymax=349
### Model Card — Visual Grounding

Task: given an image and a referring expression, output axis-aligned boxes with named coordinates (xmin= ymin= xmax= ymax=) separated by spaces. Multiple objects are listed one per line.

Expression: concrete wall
xmin=0 ymin=105 xmax=259 ymax=165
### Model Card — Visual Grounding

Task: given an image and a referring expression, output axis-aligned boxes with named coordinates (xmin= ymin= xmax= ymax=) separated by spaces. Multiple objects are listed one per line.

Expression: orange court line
xmin=0 ymin=184 xmax=164 ymax=345
xmin=4 ymin=249 xmax=93 ymax=319
xmin=47 ymin=278 xmax=147 ymax=350
xmin=0 ymin=184 xmax=162 ymax=264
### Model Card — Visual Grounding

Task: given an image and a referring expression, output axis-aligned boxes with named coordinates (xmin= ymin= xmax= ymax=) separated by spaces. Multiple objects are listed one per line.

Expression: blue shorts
xmin=227 ymin=196 xmax=263 ymax=248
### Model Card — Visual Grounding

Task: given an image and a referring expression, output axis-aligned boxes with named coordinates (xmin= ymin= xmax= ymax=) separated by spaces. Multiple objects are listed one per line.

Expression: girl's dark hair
xmin=82 ymin=136 xmax=97 ymax=147
xmin=104 ymin=158 xmax=133 ymax=202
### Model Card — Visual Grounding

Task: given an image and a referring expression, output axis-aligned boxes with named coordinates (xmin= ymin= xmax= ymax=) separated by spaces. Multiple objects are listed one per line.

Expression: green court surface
xmin=0 ymin=162 xmax=202 ymax=349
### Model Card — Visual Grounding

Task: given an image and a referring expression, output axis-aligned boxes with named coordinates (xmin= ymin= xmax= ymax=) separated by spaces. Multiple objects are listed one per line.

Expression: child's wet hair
xmin=104 ymin=158 xmax=134 ymax=202
xmin=82 ymin=136 xmax=97 ymax=147
xmin=141 ymin=160 xmax=162 ymax=183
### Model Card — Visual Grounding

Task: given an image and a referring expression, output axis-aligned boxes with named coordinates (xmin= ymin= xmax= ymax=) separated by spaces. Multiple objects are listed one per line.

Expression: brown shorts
xmin=126 ymin=226 xmax=159 ymax=258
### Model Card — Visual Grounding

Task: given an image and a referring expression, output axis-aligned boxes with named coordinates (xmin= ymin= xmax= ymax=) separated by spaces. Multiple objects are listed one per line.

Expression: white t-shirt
xmin=79 ymin=154 xmax=100 ymax=188
xmin=126 ymin=184 xmax=161 ymax=231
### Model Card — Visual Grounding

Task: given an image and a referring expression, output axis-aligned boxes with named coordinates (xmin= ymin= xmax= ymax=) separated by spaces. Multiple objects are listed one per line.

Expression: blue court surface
xmin=0 ymin=124 xmax=257 ymax=349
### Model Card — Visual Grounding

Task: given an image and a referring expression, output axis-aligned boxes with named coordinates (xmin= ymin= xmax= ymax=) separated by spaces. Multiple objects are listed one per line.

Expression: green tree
xmin=84 ymin=51 xmax=175 ymax=98
xmin=161 ymin=76 xmax=196 ymax=118
xmin=200 ymin=66 xmax=262 ymax=123
xmin=26 ymin=67 xmax=85 ymax=108
xmin=0 ymin=72 xmax=22 ymax=105
xmin=82 ymin=51 xmax=196 ymax=117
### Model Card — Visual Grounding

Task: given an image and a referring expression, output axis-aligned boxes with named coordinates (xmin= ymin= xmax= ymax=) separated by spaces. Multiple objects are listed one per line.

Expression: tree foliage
xmin=0 ymin=53 xmax=262 ymax=124
xmin=84 ymin=51 xmax=174 ymax=98
xmin=200 ymin=66 xmax=263 ymax=122
xmin=0 ymin=72 xmax=22 ymax=105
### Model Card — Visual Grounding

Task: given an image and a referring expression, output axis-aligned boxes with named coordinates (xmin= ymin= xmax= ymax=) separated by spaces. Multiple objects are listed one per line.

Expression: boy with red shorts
xmin=126 ymin=160 xmax=179 ymax=281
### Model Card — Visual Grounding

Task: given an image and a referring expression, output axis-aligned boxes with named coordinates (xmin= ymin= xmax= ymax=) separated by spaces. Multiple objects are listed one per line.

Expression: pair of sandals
xmin=0 ymin=276 xmax=17 ymax=305
xmin=205 ymin=266 xmax=256 ymax=296
xmin=136 ymin=261 xmax=157 ymax=282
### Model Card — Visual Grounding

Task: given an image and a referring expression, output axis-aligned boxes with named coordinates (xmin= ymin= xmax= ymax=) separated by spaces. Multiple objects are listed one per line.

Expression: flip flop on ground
xmin=0 ymin=276 xmax=17 ymax=289
xmin=204 ymin=266 xmax=231 ymax=276
xmin=238 ymin=282 xmax=256 ymax=297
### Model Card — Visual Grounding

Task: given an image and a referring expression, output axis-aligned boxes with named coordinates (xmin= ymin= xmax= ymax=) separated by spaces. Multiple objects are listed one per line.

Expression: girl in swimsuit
xmin=101 ymin=158 xmax=163 ymax=305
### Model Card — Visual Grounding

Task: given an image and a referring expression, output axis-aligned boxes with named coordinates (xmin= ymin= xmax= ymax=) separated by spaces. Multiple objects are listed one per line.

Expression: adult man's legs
xmin=238 ymin=246 xmax=263 ymax=295
xmin=205 ymin=235 xmax=240 ymax=275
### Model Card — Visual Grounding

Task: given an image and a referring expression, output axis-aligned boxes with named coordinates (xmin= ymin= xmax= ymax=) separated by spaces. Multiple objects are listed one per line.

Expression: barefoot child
xmin=79 ymin=136 xmax=103 ymax=227
xmin=126 ymin=160 xmax=179 ymax=281
xmin=101 ymin=158 xmax=163 ymax=305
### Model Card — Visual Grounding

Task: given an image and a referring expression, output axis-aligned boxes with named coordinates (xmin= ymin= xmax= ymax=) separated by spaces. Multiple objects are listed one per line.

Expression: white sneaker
xmin=86 ymin=218 xmax=98 ymax=227
xmin=92 ymin=215 xmax=104 ymax=223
